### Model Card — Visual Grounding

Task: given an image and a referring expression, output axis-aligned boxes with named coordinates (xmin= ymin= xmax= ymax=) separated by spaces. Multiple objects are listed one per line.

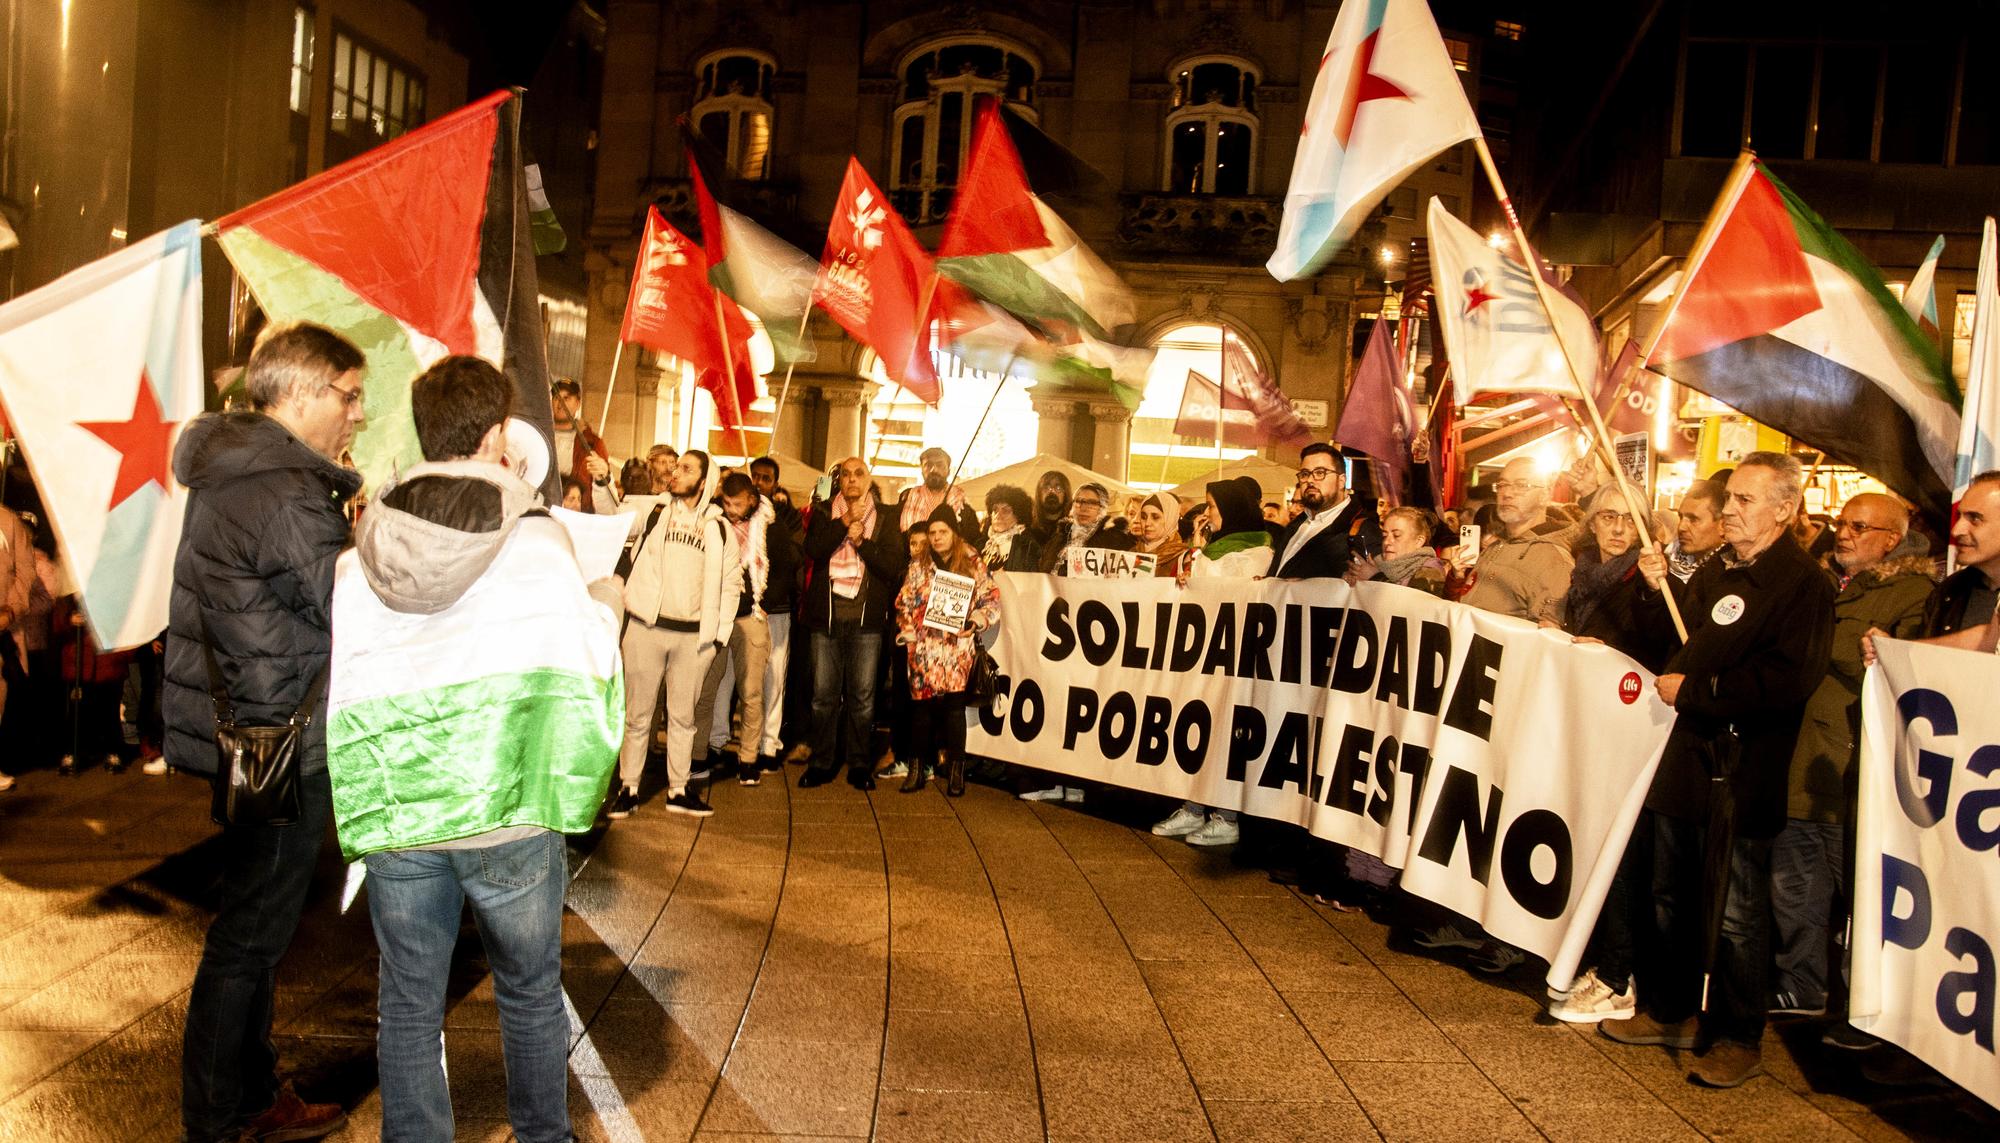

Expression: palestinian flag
xmin=1648 ymin=159 xmax=1960 ymax=515
xmin=684 ymin=122 xmax=819 ymax=363
xmin=937 ymin=100 xmax=1135 ymax=340
xmin=815 ymin=158 xmax=942 ymax=404
xmin=216 ymin=90 xmax=560 ymax=499
xmin=938 ymin=299 xmax=1152 ymax=410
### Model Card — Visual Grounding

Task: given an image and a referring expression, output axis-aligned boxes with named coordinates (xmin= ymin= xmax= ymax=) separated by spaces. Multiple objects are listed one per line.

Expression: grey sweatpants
xmin=618 ymin=620 xmax=713 ymax=796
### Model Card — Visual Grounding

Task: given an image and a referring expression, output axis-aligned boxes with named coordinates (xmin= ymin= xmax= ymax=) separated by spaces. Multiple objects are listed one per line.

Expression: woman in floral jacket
xmin=894 ymin=504 xmax=1002 ymax=796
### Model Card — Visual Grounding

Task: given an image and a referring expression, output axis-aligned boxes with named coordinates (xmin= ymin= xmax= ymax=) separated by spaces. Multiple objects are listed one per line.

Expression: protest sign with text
xmin=968 ymin=574 xmax=1674 ymax=987
xmin=1065 ymin=548 xmax=1157 ymax=579
xmin=924 ymin=570 xmax=975 ymax=635
xmin=1853 ymin=639 xmax=2000 ymax=1110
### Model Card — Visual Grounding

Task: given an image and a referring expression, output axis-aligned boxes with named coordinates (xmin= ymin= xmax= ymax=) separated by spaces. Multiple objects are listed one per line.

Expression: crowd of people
xmin=2 ymin=320 xmax=1984 ymax=1139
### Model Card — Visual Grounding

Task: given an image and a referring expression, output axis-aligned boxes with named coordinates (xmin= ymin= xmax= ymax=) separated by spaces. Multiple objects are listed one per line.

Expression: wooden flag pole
xmin=711 ymin=291 xmax=754 ymax=463
xmin=1472 ymin=136 xmax=1687 ymax=642
xmin=1215 ymin=334 xmax=1228 ymax=476
xmin=869 ymin=381 xmax=907 ymax=470
xmin=596 ymin=340 xmax=627 ymax=433
xmin=766 ymin=307 xmax=816 ymax=451
xmin=1154 ymin=435 xmax=1180 ymax=491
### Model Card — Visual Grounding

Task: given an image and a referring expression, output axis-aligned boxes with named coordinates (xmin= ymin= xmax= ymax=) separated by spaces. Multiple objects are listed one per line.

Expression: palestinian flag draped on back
xmin=216 ymin=90 xmax=560 ymax=500
xmin=1647 ymin=158 xmax=1960 ymax=515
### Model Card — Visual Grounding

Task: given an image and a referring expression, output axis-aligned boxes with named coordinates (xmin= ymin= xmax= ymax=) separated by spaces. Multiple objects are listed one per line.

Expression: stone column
xmin=1031 ymin=393 xmax=1080 ymax=462
xmin=1088 ymin=400 xmax=1135 ymax=482
xmin=819 ymin=379 xmax=873 ymax=466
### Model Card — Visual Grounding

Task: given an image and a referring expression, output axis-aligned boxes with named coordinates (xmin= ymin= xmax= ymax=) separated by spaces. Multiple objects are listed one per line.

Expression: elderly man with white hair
xmin=1461 ymin=456 xmax=1577 ymax=623
xmin=1613 ymin=451 xmax=1835 ymax=1088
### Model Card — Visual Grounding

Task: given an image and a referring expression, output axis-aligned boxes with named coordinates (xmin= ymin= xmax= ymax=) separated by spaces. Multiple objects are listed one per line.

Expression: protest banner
xmin=968 ymin=574 xmax=1675 ymax=987
xmin=1853 ymin=639 xmax=2000 ymax=1110
xmin=924 ymin=570 xmax=975 ymax=635
xmin=1065 ymin=548 xmax=1157 ymax=579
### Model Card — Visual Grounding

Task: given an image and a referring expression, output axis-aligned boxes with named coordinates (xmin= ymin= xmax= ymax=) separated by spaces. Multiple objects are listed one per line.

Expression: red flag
xmin=621 ymin=206 xmax=757 ymax=427
xmin=1335 ymin=318 xmax=1414 ymax=499
xmin=814 ymin=158 xmax=941 ymax=404
xmin=938 ymin=100 xmax=1047 ymax=260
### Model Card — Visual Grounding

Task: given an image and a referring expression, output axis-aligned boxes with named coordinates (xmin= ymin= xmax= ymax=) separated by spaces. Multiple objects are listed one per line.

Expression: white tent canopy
xmin=1167 ymin=455 xmax=1300 ymax=504
xmin=957 ymin=453 xmax=1139 ymax=509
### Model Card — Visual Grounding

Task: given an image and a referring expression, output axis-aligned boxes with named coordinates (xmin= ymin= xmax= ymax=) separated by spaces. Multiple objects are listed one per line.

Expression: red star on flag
xmin=80 ymin=369 xmax=177 ymax=509
xmin=1332 ymin=30 xmax=1411 ymax=148
xmin=1463 ymin=283 xmax=1499 ymax=315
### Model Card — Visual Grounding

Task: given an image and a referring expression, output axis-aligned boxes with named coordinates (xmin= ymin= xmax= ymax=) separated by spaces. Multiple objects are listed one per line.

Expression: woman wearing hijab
xmin=1131 ymin=492 xmax=1187 ymax=577
xmin=894 ymin=505 xmax=1001 ymax=796
xmin=1190 ymin=478 xmax=1275 ymax=579
xmin=1153 ymin=479 xmax=1274 ymax=848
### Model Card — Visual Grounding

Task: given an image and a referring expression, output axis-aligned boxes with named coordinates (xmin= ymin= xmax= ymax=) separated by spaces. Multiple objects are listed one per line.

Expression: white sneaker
xmin=141 ymin=758 xmax=169 ymax=776
xmin=1549 ymin=969 xmax=1637 ymax=1023
xmin=1411 ymin=923 xmax=1483 ymax=951
xmin=1018 ymin=786 xmax=1067 ymax=801
xmin=1186 ymin=816 xmax=1240 ymax=846
xmin=1062 ymin=786 xmax=1084 ymax=804
xmin=1152 ymin=807 xmax=1207 ymax=837
xmin=877 ymin=760 xmax=910 ymax=779
xmin=0 ymin=772 xmax=14 ymax=793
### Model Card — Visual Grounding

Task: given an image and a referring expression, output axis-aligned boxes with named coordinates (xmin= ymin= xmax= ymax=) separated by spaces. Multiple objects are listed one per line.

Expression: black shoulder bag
xmin=200 ymin=612 xmax=327 ymax=828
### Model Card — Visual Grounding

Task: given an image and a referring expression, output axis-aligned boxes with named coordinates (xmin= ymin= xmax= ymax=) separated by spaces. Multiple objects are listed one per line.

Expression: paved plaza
xmin=0 ymin=765 xmax=1992 ymax=1142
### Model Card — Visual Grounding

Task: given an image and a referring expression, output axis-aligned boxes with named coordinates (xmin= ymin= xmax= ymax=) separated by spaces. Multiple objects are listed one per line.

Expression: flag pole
xmin=1473 ymin=137 xmax=1687 ymax=642
xmin=870 ymin=381 xmax=907 ymax=470
xmin=710 ymin=291 xmax=754 ymax=463
xmin=596 ymin=340 xmax=627 ymax=433
xmin=945 ymin=353 xmax=1022 ymax=493
xmin=767 ymin=307 xmax=815 ymax=453
xmin=1215 ymin=333 xmax=1227 ymax=476
xmin=1154 ymin=435 xmax=1179 ymax=491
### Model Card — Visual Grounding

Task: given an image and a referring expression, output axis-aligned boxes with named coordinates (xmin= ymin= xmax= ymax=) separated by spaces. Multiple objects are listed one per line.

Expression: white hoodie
xmin=622 ymin=461 xmax=741 ymax=644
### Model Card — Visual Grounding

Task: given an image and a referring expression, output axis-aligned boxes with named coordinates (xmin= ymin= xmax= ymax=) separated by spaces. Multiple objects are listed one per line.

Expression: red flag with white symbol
xmin=621 ymin=206 xmax=758 ymax=428
xmin=814 ymin=159 xmax=942 ymax=405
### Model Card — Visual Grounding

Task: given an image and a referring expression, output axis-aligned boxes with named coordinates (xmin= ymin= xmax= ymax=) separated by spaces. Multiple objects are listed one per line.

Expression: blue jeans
xmin=364 ymin=831 xmax=571 ymax=1143
xmin=808 ymin=623 xmax=880 ymax=772
xmin=182 ymin=770 xmax=333 ymax=1143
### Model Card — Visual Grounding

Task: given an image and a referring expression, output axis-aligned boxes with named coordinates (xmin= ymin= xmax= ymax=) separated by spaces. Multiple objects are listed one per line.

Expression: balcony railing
xmin=1116 ymin=192 xmax=1281 ymax=260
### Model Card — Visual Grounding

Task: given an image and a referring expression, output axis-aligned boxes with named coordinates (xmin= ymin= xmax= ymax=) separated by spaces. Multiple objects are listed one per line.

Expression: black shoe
xmin=1821 ymin=1022 xmax=1879 ymax=1051
xmin=848 ymin=768 xmax=876 ymax=791
xmin=757 ymin=753 xmax=782 ymax=773
xmin=946 ymin=753 xmax=966 ymax=797
xmin=900 ymin=765 xmax=929 ymax=793
xmin=606 ymin=787 xmax=638 ymax=819
xmin=797 ymin=766 xmax=838 ymax=788
xmin=738 ymin=767 xmax=761 ymax=787
xmin=664 ymin=789 xmax=714 ymax=816
xmin=710 ymin=758 xmax=740 ymax=781
xmin=689 ymin=758 xmax=713 ymax=783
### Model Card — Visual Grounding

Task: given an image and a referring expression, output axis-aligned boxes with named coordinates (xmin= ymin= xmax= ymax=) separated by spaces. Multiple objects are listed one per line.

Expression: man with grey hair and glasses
xmin=1610 ymin=451 xmax=1834 ymax=1089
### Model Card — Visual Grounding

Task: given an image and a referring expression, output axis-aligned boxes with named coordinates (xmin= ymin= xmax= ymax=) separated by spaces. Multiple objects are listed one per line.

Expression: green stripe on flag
xmin=328 ymin=667 xmax=623 ymax=860
xmin=1764 ymin=166 xmax=1958 ymax=411
xmin=217 ymin=227 xmax=428 ymax=489
xmin=940 ymin=253 xmax=1108 ymax=339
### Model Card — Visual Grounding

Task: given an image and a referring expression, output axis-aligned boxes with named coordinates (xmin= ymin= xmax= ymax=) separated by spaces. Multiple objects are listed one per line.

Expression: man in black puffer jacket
xmin=164 ymin=323 xmax=365 ymax=1143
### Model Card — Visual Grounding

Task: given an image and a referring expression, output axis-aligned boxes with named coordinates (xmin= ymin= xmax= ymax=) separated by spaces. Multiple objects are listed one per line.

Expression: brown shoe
xmin=1688 ymin=1040 xmax=1763 ymax=1088
xmin=1599 ymin=1013 xmax=1696 ymax=1049
xmin=945 ymin=751 xmax=966 ymax=797
xmin=240 ymin=1081 xmax=347 ymax=1142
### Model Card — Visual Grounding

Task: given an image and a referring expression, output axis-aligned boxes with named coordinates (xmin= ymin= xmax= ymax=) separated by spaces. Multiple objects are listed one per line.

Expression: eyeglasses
xmin=1835 ymin=519 xmax=1893 ymax=536
xmin=1491 ymin=480 xmax=1545 ymax=494
xmin=1295 ymin=466 xmax=1340 ymax=483
xmin=325 ymin=381 xmax=365 ymax=408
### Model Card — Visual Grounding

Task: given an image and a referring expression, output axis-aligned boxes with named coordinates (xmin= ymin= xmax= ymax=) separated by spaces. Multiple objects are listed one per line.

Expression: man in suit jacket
xmin=1273 ymin=442 xmax=1380 ymax=580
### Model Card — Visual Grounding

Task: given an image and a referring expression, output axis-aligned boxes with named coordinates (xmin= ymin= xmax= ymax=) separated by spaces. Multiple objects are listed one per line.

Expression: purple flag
xmin=1335 ymin=317 xmax=1414 ymax=499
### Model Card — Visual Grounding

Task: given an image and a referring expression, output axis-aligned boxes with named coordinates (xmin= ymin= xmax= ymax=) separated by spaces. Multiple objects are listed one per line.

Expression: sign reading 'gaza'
xmin=969 ymin=574 xmax=1675 ymax=989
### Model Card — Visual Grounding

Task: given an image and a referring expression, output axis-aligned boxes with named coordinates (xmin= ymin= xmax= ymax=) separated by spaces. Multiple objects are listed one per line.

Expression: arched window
xmin=864 ymin=336 xmax=1038 ymax=487
xmin=890 ymin=38 xmax=1040 ymax=223
xmin=1164 ymin=56 xmax=1260 ymax=195
xmin=692 ymin=50 xmax=776 ymax=180
xmin=1129 ymin=322 xmax=1266 ymax=490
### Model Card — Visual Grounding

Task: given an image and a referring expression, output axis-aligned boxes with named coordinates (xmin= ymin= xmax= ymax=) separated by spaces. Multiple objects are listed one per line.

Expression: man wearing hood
xmin=327 ymin=356 xmax=623 ymax=1142
xmin=164 ymin=322 xmax=363 ymax=1143
xmin=612 ymin=448 xmax=739 ymax=819
xmin=692 ymin=472 xmax=778 ymax=785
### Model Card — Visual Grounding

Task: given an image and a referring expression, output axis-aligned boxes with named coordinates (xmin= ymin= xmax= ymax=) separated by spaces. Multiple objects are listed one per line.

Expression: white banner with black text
xmin=968 ymin=574 xmax=1675 ymax=988
xmin=1853 ymin=639 xmax=2000 ymax=1110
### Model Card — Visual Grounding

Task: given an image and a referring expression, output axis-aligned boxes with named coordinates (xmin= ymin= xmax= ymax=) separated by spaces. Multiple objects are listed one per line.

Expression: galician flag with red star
xmin=1427 ymin=196 xmax=1598 ymax=396
xmin=1268 ymin=0 xmax=1481 ymax=282
xmin=0 ymin=221 xmax=204 ymax=649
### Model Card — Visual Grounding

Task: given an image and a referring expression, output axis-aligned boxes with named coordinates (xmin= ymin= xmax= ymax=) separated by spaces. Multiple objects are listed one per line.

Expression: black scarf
xmin=1567 ymin=544 xmax=1640 ymax=633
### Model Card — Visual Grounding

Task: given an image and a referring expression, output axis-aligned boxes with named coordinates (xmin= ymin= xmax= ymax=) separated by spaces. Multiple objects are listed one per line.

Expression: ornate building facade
xmin=580 ymin=0 xmax=1509 ymax=489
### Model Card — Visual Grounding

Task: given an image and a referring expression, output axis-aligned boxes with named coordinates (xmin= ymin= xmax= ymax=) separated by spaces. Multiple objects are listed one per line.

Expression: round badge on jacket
xmin=1710 ymin=594 xmax=1746 ymax=625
